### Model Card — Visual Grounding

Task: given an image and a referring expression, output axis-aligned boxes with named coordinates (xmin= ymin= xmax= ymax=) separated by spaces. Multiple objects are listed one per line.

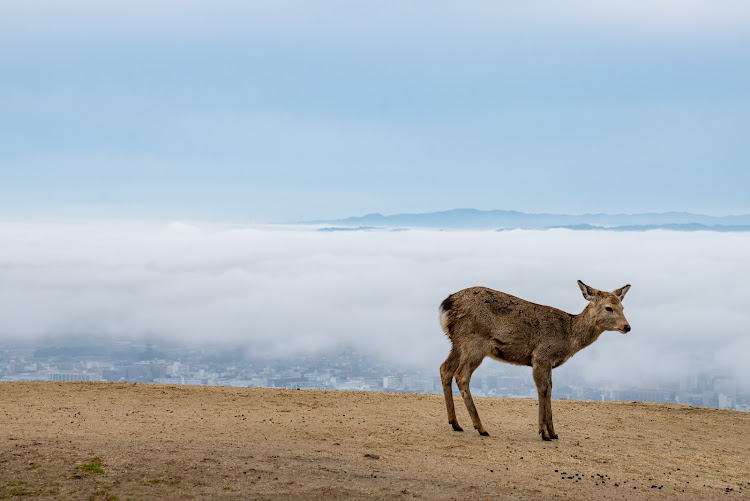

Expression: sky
xmin=2 ymin=1 xmax=750 ymax=221
xmin=2 ymin=222 xmax=749 ymax=388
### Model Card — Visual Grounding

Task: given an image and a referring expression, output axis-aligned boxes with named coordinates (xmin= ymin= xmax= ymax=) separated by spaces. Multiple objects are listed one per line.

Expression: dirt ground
xmin=1 ymin=382 xmax=749 ymax=500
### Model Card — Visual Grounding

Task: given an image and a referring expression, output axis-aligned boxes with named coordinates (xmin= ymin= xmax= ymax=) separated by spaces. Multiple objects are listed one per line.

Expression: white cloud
xmin=3 ymin=1 xmax=749 ymax=50
xmin=1 ymin=222 xmax=749 ymax=388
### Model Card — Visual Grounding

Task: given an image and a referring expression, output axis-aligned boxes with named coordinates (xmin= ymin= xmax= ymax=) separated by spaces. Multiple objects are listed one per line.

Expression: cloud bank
xmin=1 ymin=221 xmax=749 ymax=387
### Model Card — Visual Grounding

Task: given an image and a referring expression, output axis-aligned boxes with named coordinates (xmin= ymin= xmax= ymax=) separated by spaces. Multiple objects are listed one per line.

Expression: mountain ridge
xmin=306 ymin=209 xmax=750 ymax=231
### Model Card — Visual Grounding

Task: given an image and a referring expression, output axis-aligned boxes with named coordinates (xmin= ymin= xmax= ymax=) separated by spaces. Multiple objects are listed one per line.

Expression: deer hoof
xmin=550 ymin=434 xmax=559 ymax=440
xmin=479 ymin=431 xmax=489 ymax=437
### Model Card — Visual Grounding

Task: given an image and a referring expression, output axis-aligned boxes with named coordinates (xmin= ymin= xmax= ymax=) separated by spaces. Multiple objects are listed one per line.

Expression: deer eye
xmin=605 ymin=307 xmax=613 ymax=312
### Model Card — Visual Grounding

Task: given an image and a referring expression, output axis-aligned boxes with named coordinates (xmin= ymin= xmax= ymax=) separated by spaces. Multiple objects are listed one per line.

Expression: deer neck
xmin=571 ymin=304 xmax=605 ymax=351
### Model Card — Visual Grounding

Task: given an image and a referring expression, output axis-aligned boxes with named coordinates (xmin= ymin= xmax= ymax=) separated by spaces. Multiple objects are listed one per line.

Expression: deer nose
xmin=624 ymin=325 xmax=631 ymax=332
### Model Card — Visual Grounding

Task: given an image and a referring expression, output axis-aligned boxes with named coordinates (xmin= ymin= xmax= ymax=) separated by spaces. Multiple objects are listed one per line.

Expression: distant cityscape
xmin=1 ymin=338 xmax=748 ymax=412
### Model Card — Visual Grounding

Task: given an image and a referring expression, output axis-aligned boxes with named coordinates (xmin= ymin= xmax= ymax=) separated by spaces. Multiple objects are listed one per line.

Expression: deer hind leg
xmin=454 ymin=355 xmax=488 ymax=436
xmin=440 ymin=348 xmax=463 ymax=431
xmin=532 ymin=360 xmax=558 ymax=441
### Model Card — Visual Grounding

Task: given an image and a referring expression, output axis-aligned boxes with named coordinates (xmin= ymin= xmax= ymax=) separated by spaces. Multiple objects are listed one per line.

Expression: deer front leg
xmin=532 ymin=360 xmax=558 ymax=441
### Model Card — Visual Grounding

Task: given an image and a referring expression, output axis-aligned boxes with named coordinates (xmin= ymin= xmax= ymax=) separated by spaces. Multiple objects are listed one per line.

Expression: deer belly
xmin=489 ymin=339 xmax=532 ymax=366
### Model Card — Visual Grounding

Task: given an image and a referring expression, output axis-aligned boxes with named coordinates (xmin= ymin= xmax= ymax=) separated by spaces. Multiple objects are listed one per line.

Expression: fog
xmin=1 ymin=221 xmax=749 ymax=386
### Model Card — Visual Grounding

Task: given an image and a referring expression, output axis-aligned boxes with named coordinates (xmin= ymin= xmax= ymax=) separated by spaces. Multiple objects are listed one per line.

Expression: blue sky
xmin=2 ymin=1 xmax=750 ymax=222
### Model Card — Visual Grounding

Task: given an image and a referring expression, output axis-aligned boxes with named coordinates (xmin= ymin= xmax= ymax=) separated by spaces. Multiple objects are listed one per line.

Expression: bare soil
xmin=1 ymin=382 xmax=749 ymax=500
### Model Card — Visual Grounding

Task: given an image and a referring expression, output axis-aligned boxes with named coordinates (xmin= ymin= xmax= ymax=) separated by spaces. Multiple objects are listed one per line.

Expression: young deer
xmin=439 ymin=280 xmax=631 ymax=440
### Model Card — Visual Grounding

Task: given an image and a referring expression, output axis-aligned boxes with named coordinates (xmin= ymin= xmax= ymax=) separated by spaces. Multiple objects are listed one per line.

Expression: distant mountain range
xmin=307 ymin=209 xmax=750 ymax=232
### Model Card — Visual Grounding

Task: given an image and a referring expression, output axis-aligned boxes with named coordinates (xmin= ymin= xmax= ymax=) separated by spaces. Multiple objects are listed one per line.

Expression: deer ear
xmin=613 ymin=284 xmax=631 ymax=301
xmin=577 ymin=280 xmax=596 ymax=301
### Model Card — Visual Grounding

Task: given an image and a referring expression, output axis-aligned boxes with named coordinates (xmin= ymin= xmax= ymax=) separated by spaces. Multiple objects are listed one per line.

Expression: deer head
xmin=577 ymin=280 xmax=631 ymax=334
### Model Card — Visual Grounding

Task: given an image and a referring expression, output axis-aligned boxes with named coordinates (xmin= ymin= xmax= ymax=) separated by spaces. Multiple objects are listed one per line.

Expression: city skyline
xmin=2 ymin=338 xmax=746 ymax=413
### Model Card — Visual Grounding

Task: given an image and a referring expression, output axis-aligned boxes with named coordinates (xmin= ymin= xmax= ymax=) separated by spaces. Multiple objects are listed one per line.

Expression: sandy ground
xmin=1 ymin=382 xmax=749 ymax=500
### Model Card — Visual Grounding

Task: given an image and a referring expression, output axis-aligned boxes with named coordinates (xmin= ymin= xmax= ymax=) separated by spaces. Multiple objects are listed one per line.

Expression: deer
xmin=439 ymin=280 xmax=631 ymax=440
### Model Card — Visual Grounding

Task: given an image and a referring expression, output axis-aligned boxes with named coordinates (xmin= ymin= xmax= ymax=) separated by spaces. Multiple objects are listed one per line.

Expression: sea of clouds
xmin=1 ymin=221 xmax=748 ymax=387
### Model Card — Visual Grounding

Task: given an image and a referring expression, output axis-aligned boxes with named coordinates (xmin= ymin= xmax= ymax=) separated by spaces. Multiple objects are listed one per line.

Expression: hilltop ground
xmin=1 ymin=382 xmax=749 ymax=500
